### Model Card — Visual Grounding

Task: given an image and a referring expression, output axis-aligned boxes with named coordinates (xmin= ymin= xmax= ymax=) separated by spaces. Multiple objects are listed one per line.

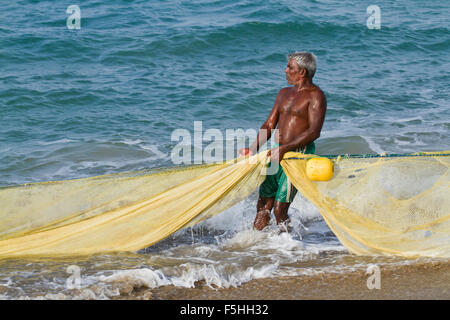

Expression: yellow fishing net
xmin=0 ymin=150 xmax=448 ymax=258
xmin=0 ymin=153 xmax=268 ymax=257
xmin=282 ymin=151 xmax=450 ymax=258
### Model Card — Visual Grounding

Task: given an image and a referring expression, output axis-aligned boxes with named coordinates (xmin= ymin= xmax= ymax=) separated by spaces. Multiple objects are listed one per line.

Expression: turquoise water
xmin=0 ymin=1 xmax=449 ymax=299
xmin=1 ymin=0 xmax=449 ymax=186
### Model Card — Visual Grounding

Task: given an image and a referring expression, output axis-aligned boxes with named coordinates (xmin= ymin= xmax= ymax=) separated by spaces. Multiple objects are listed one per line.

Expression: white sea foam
xmin=11 ymin=253 xmax=437 ymax=300
xmin=195 ymin=191 xmax=323 ymax=235
xmin=98 ymin=262 xmax=279 ymax=291
xmin=99 ymin=268 xmax=171 ymax=288
xmin=360 ymin=135 xmax=385 ymax=154
xmin=290 ymin=193 xmax=322 ymax=221
xmin=120 ymin=138 xmax=143 ymax=145
xmin=138 ymin=143 xmax=168 ymax=159
xmin=37 ymin=138 xmax=78 ymax=146
xmin=86 ymin=226 xmax=346 ymax=294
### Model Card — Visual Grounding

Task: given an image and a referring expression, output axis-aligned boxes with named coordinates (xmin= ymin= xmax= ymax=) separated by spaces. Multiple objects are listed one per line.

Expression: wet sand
xmin=123 ymin=260 xmax=450 ymax=300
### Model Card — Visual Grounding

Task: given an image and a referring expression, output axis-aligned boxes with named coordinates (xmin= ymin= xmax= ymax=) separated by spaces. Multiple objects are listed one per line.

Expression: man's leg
xmin=253 ymin=197 xmax=274 ymax=230
xmin=273 ymin=166 xmax=297 ymax=232
xmin=273 ymin=201 xmax=292 ymax=232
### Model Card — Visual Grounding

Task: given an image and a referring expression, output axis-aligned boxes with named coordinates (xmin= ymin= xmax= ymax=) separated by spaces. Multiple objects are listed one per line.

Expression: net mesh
xmin=282 ymin=151 xmax=450 ymax=258
xmin=0 ymin=153 xmax=267 ymax=257
xmin=0 ymin=150 xmax=448 ymax=258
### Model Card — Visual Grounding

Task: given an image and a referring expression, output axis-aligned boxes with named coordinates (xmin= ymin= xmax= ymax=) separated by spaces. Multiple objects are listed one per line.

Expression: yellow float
xmin=306 ymin=157 xmax=334 ymax=181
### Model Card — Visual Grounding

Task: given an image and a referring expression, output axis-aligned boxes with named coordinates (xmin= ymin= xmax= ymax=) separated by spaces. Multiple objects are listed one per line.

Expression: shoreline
xmin=124 ymin=260 xmax=450 ymax=300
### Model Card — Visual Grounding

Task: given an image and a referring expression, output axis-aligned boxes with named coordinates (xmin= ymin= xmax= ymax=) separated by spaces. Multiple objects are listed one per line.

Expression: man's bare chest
xmin=279 ymin=94 xmax=309 ymax=117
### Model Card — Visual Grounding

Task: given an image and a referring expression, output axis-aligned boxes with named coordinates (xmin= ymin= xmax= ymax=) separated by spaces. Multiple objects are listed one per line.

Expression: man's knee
xmin=257 ymin=197 xmax=274 ymax=210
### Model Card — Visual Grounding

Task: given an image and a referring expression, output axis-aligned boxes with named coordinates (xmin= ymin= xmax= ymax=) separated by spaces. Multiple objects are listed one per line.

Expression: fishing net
xmin=0 ymin=150 xmax=448 ymax=258
xmin=0 ymin=153 xmax=268 ymax=257
xmin=282 ymin=151 xmax=450 ymax=258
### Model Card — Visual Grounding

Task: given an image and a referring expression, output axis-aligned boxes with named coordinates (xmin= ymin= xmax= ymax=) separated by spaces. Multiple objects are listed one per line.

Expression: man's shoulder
xmin=309 ymin=85 xmax=326 ymax=100
xmin=310 ymin=84 xmax=324 ymax=94
xmin=277 ymin=86 xmax=293 ymax=96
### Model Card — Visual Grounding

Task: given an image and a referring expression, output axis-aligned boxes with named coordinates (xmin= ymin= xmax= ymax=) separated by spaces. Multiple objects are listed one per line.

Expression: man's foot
xmin=273 ymin=201 xmax=291 ymax=232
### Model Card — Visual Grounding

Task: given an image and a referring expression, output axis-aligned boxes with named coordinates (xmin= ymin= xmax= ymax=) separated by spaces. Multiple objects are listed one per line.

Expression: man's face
xmin=285 ymin=59 xmax=301 ymax=84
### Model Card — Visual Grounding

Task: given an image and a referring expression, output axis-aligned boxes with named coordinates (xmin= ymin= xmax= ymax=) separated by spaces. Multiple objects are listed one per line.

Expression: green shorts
xmin=259 ymin=142 xmax=315 ymax=203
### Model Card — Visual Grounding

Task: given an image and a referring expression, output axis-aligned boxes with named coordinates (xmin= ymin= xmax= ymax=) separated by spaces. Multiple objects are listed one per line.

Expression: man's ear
xmin=299 ymin=68 xmax=307 ymax=78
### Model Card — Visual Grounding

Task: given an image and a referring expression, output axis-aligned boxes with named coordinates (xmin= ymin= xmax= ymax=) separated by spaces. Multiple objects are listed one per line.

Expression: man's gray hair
xmin=287 ymin=52 xmax=317 ymax=78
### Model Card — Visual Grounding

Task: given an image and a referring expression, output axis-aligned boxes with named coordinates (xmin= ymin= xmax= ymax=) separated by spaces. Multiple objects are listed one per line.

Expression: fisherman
xmin=239 ymin=52 xmax=327 ymax=232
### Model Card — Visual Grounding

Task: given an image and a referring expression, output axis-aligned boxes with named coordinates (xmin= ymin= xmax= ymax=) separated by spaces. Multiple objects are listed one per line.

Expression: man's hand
xmin=238 ymin=148 xmax=253 ymax=157
xmin=268 ymin=146 xmax=286 ymax=164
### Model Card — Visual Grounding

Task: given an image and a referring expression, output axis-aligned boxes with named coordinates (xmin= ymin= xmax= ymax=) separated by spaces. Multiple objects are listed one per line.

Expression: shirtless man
xmin=239 ymin=52 xmax=327 ymax=231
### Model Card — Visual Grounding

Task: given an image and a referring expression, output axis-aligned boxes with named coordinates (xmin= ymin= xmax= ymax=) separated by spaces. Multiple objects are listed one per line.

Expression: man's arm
xmin=239 ymin=89 xmax=285 ymax=156
xmin=274 ymin=90 xmax=327 ymax=161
